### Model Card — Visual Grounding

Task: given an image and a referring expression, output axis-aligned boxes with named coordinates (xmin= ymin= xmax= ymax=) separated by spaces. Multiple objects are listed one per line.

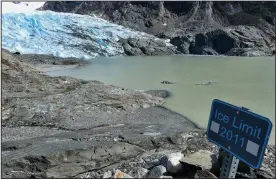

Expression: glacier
xmin=2 ymin=10 xmax=170 ymax=59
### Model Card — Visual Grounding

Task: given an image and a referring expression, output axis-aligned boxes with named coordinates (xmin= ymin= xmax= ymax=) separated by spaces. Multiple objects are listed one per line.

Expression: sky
xmin=2 ymin=2 xmax=46 ymax=13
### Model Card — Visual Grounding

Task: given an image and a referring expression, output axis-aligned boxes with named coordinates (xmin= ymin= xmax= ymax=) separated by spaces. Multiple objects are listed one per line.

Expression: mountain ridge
xmin=41 ymin=1 xmax=275 ymax=56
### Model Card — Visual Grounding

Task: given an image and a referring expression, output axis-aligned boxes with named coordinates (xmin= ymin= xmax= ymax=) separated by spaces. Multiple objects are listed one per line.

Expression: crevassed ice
xmin=2 ymin=11 xmax=169 ymax=60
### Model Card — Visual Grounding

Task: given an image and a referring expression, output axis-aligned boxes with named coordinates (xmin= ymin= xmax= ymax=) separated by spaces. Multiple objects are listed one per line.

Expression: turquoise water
xmin=46 ymin=55 xmax=275 ymax=144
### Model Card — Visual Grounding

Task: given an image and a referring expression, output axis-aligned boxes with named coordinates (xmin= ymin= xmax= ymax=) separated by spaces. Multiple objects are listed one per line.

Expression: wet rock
xmin=161 ymin=152 xmax=184 ymax=174
xmin=148 ymin=165 xmax=167 ymax=178
xmin=114 ymin=170 xmax=133 ymax=178
xmin=161 ymin=81 xmax=175 ymax=84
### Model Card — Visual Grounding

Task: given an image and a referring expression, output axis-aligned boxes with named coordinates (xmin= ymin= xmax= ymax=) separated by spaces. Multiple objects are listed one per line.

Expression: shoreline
xmin=1 ymin=49 xmax=275 ymax=178
xmin=9 ymin=49 xmax=276 ymax=63
xmin=21 ymin=51 xmax=274 ymax=145
xmin=16 ymin=50 xmax=274 ymax=144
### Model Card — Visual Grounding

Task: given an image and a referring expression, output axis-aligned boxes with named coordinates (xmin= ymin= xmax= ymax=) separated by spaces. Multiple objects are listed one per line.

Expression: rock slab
xmin=179 ymin=150 xmax=219 ymax=170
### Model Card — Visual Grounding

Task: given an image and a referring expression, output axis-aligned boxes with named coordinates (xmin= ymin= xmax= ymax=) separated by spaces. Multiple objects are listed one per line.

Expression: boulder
xmin=179 ymin=150 xmax=219 ymax=171
xmin=148 ymin=165 xmax=167 ymax=178
xmin=160 ymin=152 xmax=184 ymax=174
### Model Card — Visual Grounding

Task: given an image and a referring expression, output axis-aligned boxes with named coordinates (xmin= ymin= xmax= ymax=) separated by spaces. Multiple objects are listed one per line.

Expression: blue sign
xmin=207 ymin=99 xmax=272 ymax=169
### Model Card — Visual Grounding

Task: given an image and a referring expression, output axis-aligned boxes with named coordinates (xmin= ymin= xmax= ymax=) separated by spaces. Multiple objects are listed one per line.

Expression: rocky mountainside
xmin=41 ymin=1 xmax=275 ymax=56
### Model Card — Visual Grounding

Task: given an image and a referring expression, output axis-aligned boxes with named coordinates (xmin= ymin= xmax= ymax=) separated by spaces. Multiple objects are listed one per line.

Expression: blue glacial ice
xmin=2 ymin=11 xmax=169 ymax=59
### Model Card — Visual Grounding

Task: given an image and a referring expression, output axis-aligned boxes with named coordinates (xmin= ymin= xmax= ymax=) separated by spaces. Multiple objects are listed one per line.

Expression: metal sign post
xmin=219 ymin=148 xmax=239 ymax=178
xmin=219 ymin=107 xmax=250 ymax=178
xmin=219 ymin=107 xmax=249 ymax=178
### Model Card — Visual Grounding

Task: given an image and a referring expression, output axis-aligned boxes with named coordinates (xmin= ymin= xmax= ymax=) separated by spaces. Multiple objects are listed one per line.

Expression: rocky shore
xmin=1 ymin=49 xmax=275 ymax=178
xmin=41 ymin=1 xmax=276 ymax=57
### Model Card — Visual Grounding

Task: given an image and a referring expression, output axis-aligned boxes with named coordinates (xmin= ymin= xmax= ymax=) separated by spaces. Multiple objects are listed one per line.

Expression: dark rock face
xmin=170 ymin=36 xmax=192 ymax=54
xmin=161 ymin=80 xmax=175 ymax=84
xmin=120 ymin=38 xmax=179 ymax=56
xmin=206 ymin=29 xmax=237 ymax=54
xmin=41 ymin=1 xmax=275 ymax=56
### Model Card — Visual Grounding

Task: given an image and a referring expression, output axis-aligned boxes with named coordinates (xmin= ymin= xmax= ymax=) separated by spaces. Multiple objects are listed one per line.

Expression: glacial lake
xmin=46 ymin=55 xmax=275 ymax=144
